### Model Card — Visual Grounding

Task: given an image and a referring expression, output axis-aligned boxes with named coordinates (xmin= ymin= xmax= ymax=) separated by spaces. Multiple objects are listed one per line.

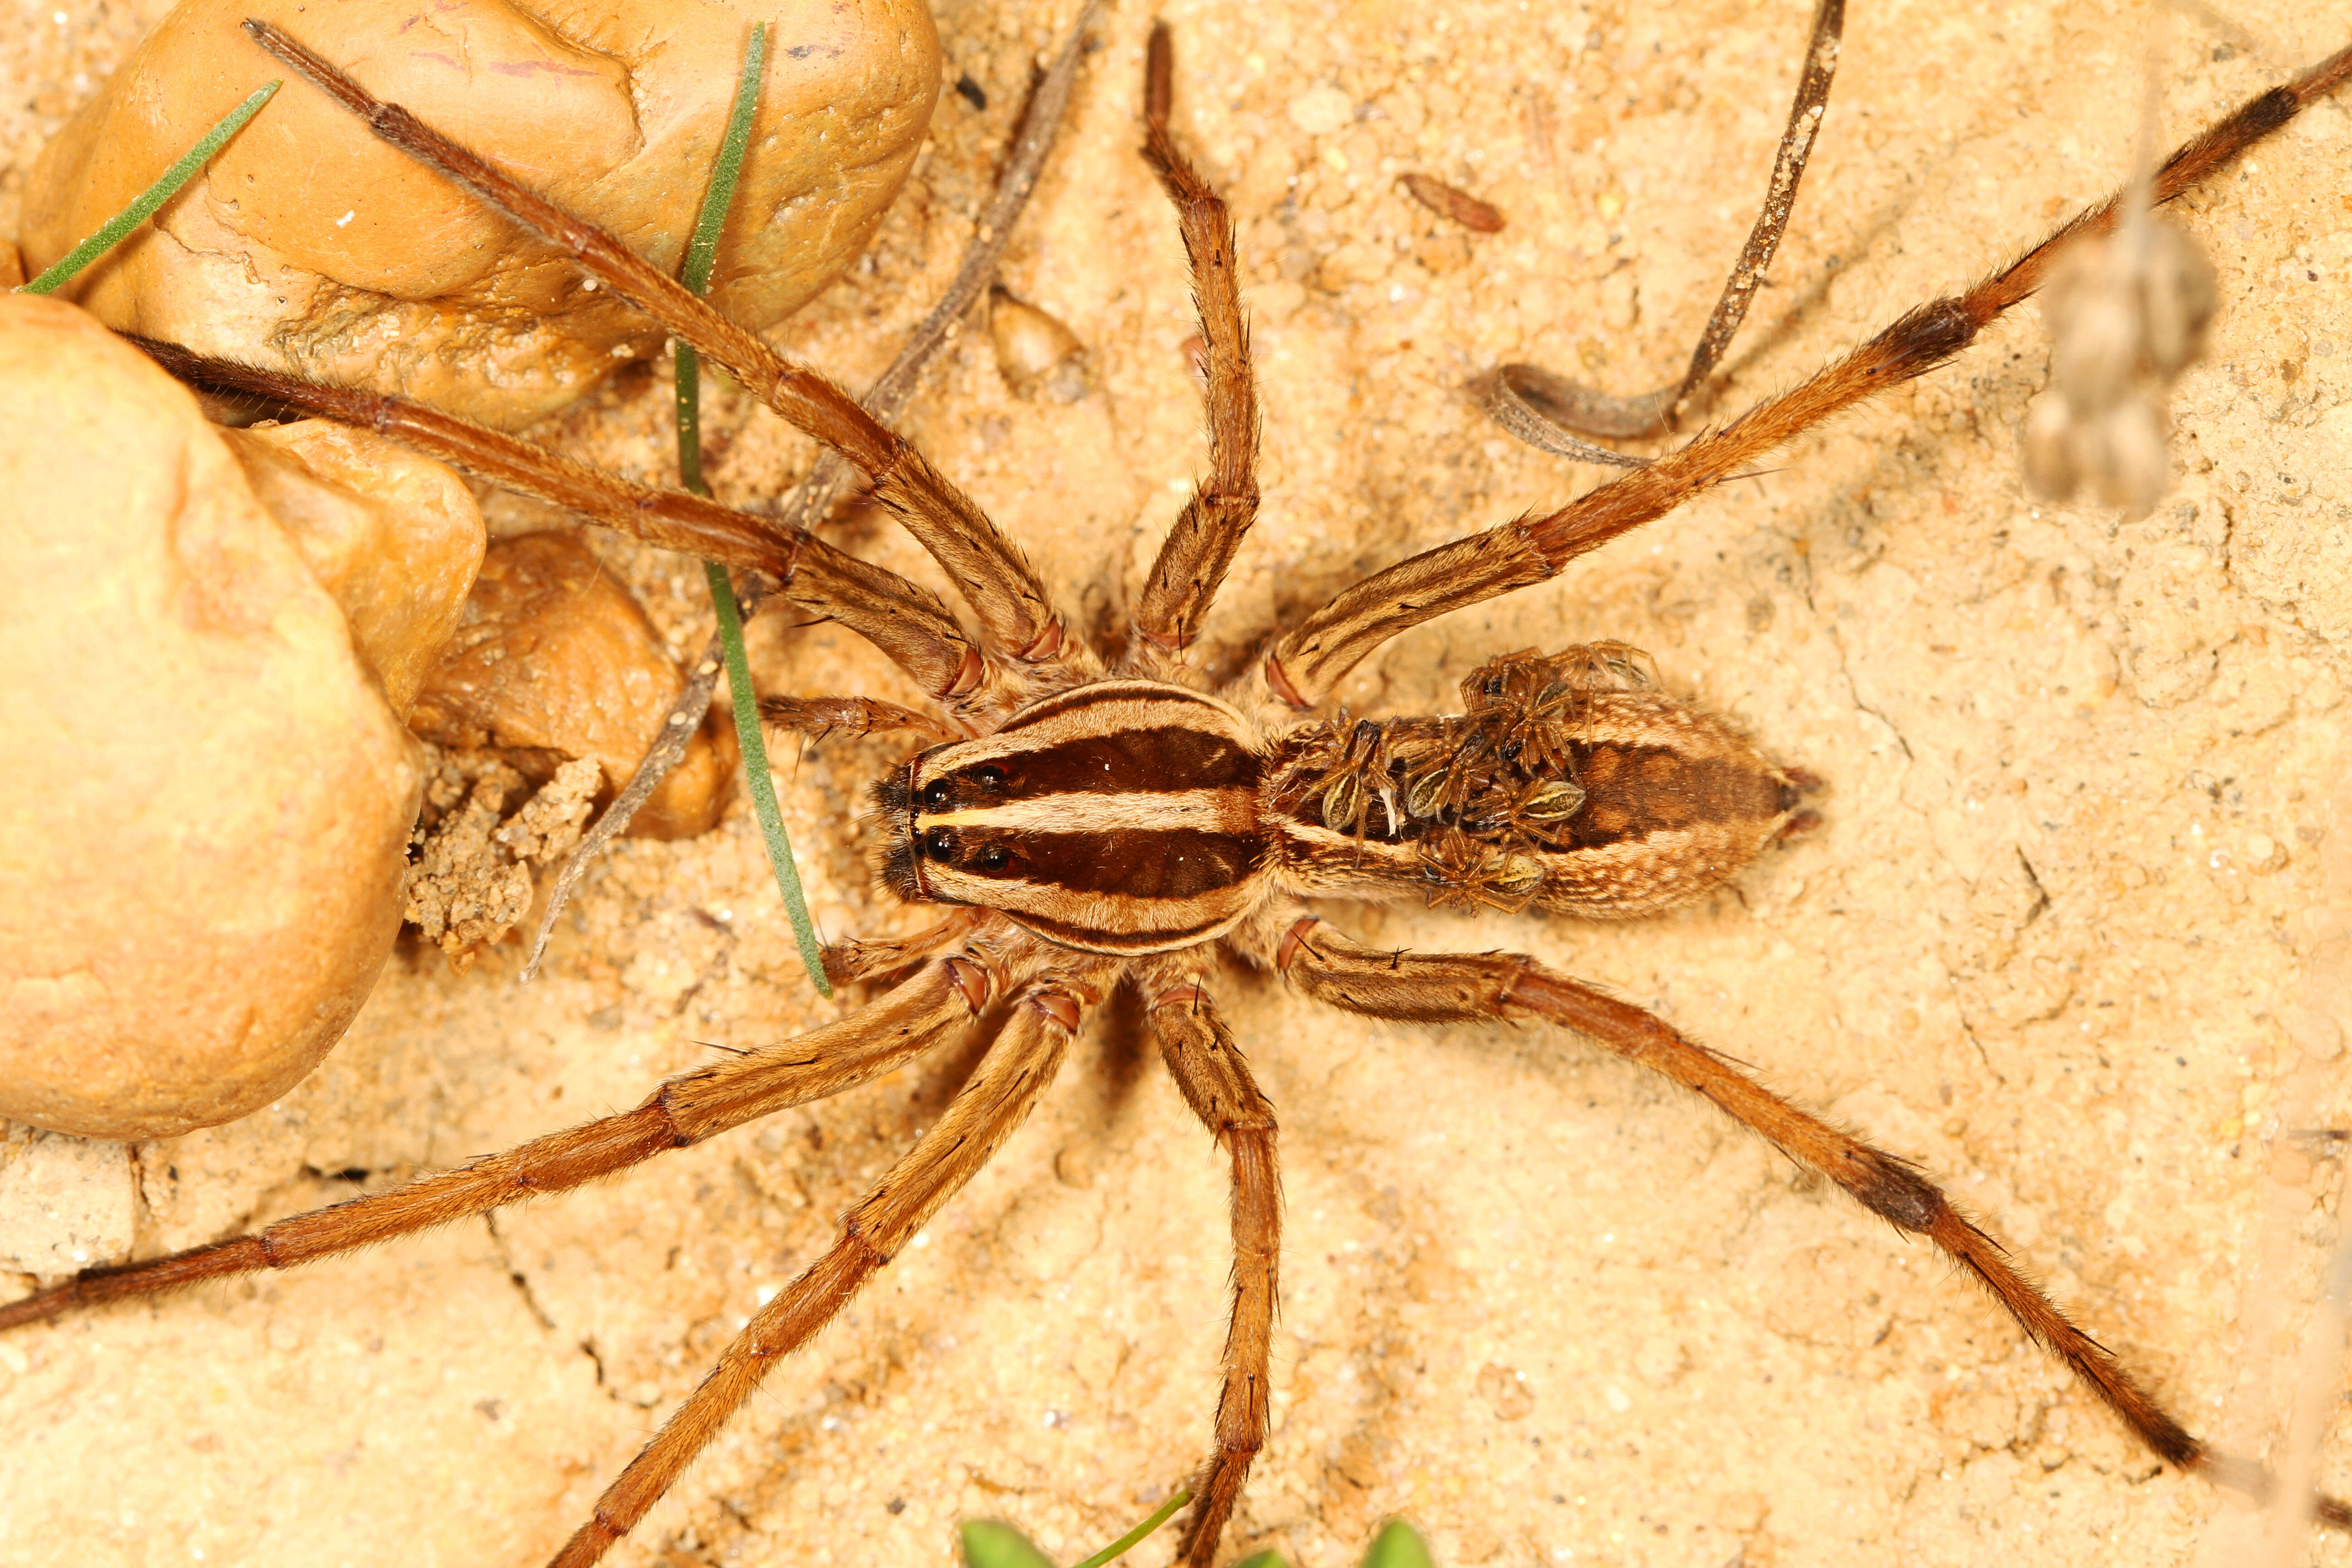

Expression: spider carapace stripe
xmin=886 ymin=681 xmax=1278 ymax=952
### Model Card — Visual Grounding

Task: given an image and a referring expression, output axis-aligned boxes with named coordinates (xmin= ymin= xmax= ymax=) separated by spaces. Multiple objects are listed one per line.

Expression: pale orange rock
xmin=21 ymin=0 xmax=941 ymax=430
xmin=410 ymin=531 xmax=737 ymax=841
xmin=0 ymin=296 xmax=475 ymax=1138
xmin=218 ymin=420 xmax=486 ymax=715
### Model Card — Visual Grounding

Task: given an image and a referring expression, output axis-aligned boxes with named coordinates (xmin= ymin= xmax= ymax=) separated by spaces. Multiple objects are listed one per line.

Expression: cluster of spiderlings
xmin=1298 ymin=717 xmax=1402 ymax=838
xmin=1415 ymin=823 xmax=1548 ymax=913
xmin=1273 ymin=643 xmax=1657 ymax=909
xmin=2022 ymin=216 xmax=2218 ymax=518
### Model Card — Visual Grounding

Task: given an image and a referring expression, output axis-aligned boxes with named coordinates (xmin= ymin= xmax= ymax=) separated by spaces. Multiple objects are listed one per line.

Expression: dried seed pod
xmin=2026 ymin=217 xmax=2216 ymax=514
xmin=1399 ymin=172 xmax=1505 ymax=233
xmin=2021 ymin=387 xmax=2079 ymax=500
xmin=2085 ymin=397 xmax=2171 ymax=518
xmin=990 ymin=285 xmax=1091 ymax=403
xmin=2049 ymin=284 xmax=2141 ymax=409
xmin=2139 ymin=220 xmax=2219 ymax=375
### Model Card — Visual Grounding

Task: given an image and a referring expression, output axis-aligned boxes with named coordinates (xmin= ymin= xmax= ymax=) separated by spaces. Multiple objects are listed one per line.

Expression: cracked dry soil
xmin=5 ymin=1 xmax=2352 ymax=1565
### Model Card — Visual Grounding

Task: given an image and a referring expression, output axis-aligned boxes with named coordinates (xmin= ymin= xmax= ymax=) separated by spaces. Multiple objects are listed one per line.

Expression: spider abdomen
xmin=1266 ymin=647 xmax=1804 ymax=918
xmin=1517 ymin=693 xmax=1802 ymax=916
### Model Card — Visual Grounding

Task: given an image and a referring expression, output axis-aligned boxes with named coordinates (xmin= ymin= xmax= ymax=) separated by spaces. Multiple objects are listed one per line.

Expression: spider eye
xmin=975 ymin=844 xmax=1011 ymax=872
xmin=921 ymin=779 xmax=952 ymax=811
xmin=973 ymin=764 xmax=1006 ymax=788
xmin=922 ymin=828 xmax=957 ymax=862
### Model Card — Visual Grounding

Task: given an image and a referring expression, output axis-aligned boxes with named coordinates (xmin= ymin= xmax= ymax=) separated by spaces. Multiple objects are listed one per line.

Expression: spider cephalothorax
xmin=881 ymin=681 xmax=1274 ymax=951
xmin=8 ymin=10 xmax=2352 ymax=1568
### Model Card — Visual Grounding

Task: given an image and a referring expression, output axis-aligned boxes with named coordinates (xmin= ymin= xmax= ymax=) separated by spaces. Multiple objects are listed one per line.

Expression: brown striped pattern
xmin=886 ymin=681 xmax=1275 ymax=955
xmin=1268 ymin=691 xmax=1795 ymax=918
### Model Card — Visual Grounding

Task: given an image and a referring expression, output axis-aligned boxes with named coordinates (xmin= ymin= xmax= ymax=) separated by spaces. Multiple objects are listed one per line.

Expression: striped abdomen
xmin=879 ymin=681 xmax=1274 ymax=955
xmin=1269 ymin=689 xmax=1805 ymax=919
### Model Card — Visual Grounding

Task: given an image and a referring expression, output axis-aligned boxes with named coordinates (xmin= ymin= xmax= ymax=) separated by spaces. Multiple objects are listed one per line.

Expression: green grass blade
xmin=20 ymin=80 xmax=279 ymax=295
xmin=959 ymin=1521 xmax=1058 ymax=1568
xmin=706 ymin=560 xmax=831 ymax=996
xmin=670 ymin=23 xmax=829 ymax=996
xmin=673 ymin=18 xmax=764 ymax=491
xmin=1068 ymin=1487 xmax=1193 ymax=1568
xmin=682 ymin=22 xmax=766 ymax=297
xmin=955 ymin=1487 xmax=1192 ymax=1568
xmin=674 ymin=341 xmax=709 ymax=494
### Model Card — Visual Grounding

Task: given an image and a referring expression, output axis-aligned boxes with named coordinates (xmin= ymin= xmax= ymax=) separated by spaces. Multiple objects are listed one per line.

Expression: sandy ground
xmin=5 ymin=1 xmax=2352 ymax=1566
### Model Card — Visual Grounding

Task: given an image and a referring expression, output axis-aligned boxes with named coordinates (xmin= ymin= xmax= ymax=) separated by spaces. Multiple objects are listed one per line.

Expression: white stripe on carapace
xmin=985 ymin=884 xmax=1263 ymax=954
xmin=936 ymin=681 xmax=1259 ymax=769
xmin=996 ymin=678 xmax=1248 ymax=732
xmin=926 ymin=788 xmax=1257 ymax=834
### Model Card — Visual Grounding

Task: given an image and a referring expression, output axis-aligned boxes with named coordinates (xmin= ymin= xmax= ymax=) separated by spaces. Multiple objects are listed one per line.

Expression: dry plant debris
xmin=406 ymin=751 xmax=604 ymax=970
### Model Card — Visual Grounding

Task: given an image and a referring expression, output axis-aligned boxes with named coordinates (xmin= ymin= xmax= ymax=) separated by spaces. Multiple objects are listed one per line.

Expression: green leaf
xmin=960 ymin=1520 xmax=1058 ymax=1568
xmin=20 ymin=80 xmax=280 ymax=295
xmin=1358 ymin=1520 xmax=1434 ymax=1568
xmin=1228 ymin=1553 xmax=1291 ymax=1568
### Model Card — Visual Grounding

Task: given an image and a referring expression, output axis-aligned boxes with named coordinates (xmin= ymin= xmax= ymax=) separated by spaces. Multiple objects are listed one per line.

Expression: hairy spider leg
xmin=1127 ymin=20 xmax=1267 ymax=662
xmin=549 ymin=961 xmax=1110 ymax=1568
xmin=1264 ymin=913 xmax=2352 ymax=1529
xmin=244 ymin=18 xmax=1093 ymax=712
xmin=17 ymin=19 xmax=2351 ymax=1568
xmin=1137 ymin=953 xmax=1283 ymax=1565
xmin=1256 ymin=41 xmax=2352 ymax=711
xmin=137 ymin=338 xmax=986 ymax=702
xmin=758 ymin=694 xmax=961 ymax=746
xmin=0 ymin=951 xmax=1018 ymax=1334
xmin=157 ymin=12 xmax=1096 ymax=969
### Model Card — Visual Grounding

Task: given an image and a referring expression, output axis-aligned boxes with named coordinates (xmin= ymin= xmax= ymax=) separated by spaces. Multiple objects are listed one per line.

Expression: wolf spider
xmin=5 ymin=0 xmax=2352 ymax=1561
